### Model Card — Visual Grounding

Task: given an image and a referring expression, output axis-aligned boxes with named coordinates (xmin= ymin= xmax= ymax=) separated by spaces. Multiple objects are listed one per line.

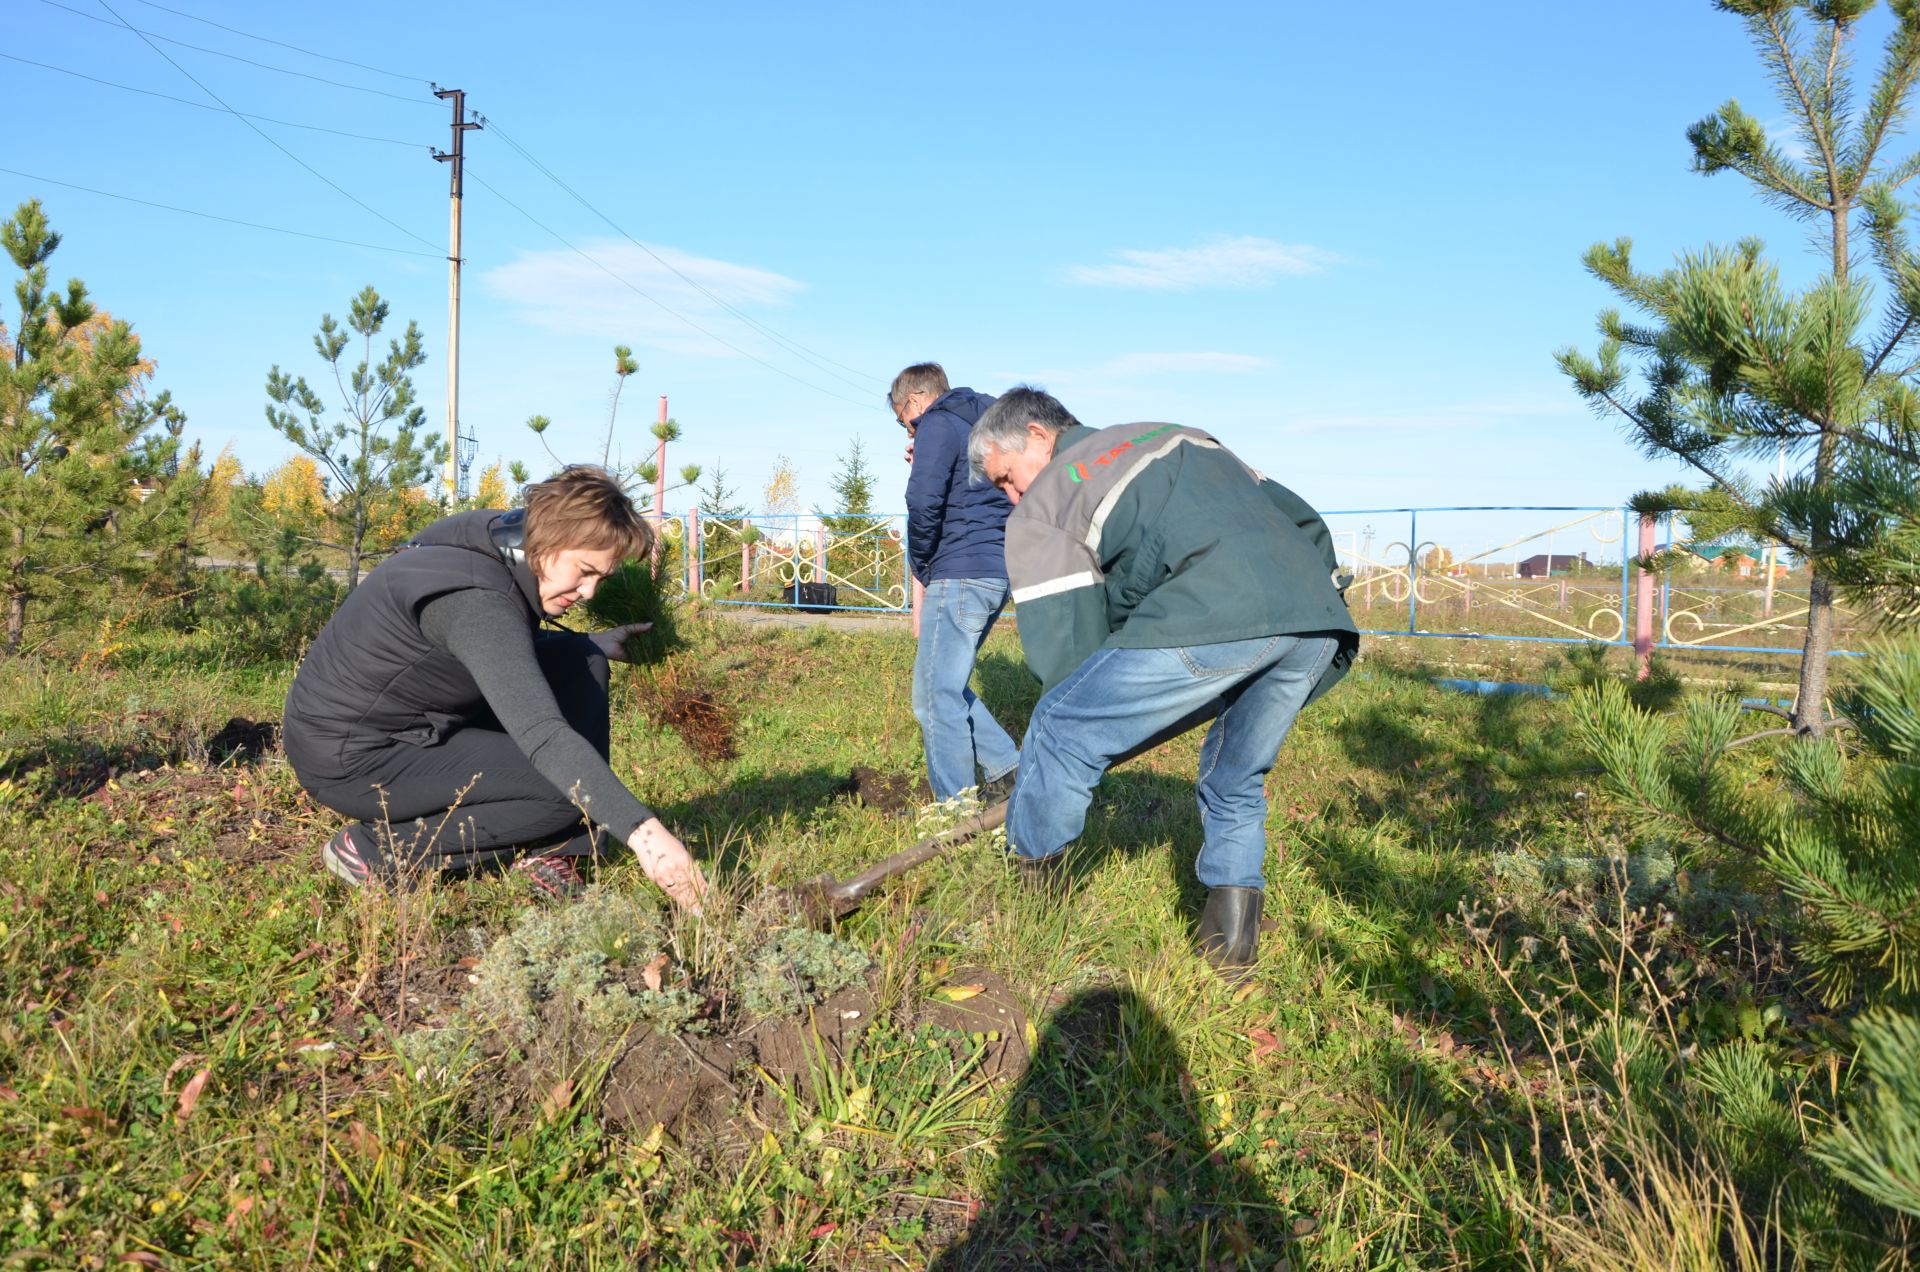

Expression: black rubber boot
xmin=1015 ymin=851 xmax=1069 ymax=897
xmin=1195 ymin=887 xmax=1263 ymax=982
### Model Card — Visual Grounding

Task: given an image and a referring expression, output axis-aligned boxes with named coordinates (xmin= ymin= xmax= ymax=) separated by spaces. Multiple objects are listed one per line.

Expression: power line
xmin=0 ymin=51 xmax=430 ymax=148
xmin=34 ymin=0 xmax=437 ymax=107
xmin=128 ymin=0 xmax=426 ymax=83
xmin=90 ymin=0 xmax=441 ymax=252
xmin=464 ymin=163 xmax=874 ymax=410
xmin=480 ymin=116 xmax=876 ymax=391
xmin=0 ymin=165 xmax=440 ymax=257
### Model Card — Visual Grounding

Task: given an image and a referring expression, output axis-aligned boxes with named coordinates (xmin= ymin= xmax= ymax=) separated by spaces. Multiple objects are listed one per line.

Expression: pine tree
xmin=0 ymin=199 xmax=181 ymax=652
xmin=1558 ymin=1 xmax=1920 ymax=735
xmin=264 ymin=286 xmax=445 ymax=591
xmin=526 ymin=345 xmax=700 ymax=514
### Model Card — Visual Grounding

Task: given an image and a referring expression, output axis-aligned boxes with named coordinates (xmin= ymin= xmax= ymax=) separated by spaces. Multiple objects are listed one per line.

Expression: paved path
xmin=705 ymin=604 xmax=915 ymax=635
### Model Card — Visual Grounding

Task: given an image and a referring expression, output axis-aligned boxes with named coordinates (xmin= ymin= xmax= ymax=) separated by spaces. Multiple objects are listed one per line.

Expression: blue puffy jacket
xmin=905 ymin=387 xmax=1011 ymax=584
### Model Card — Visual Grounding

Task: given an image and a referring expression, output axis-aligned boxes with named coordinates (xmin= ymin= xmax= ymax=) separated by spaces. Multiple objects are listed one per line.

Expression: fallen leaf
xmin=174 ymin=1067 xmax=210 ymax=1125
xmin=934 ymin=983 xmax=987 ymax=1003
xmin=224 ymin=1195 xmax=256 ymax=1230
xmin=1231 ymin=982 xmax=1259 ymax=1004
xmin=642 ymin=953 xmax=669 ymax=993
xmin=0 ymin=1086 xmax=18 ymax=1101
xmin=1249 ymin=1027 xmax=1282 ymax=1061
xmin=541 ymin=1078 xmax=575 ymax=1123
xmin=346 ymin=1120 xmax=380 ymax=1160
xmin=808 ymin=1222 xmax=837 ymax=1239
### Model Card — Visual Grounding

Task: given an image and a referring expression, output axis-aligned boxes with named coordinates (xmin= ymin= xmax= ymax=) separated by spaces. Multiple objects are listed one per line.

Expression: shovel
xmin=784 ymin=799 xmax=1009 ymax=925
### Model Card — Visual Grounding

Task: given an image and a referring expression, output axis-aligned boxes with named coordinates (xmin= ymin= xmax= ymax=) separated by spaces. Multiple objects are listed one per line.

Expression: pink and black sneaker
xmin=512 ymin=853 xmax=586 ymax=902
xmin=321 ymin=827 xmax=372 ymax=887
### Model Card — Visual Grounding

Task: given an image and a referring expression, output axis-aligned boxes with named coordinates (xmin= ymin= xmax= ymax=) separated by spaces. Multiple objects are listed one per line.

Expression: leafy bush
xmin=737 ymin=927 xmax=872 ymax=1017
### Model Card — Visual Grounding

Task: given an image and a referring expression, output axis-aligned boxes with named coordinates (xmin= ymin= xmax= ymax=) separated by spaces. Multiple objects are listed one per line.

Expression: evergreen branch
xmin=1762 ymin=11 xmax=1846 ymax=204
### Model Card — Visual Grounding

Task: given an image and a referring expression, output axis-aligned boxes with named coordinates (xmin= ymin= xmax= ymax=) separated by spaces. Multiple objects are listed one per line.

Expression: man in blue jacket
xmin=890 ymin=363 xmax=1020 ymax=803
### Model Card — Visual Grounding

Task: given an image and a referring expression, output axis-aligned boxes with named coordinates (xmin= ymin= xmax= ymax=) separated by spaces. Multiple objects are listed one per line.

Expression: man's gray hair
xmin=888 ymin=362 xmax=949 ymax=415
xmin=967 ymin=386 xmax=1082 ymax=480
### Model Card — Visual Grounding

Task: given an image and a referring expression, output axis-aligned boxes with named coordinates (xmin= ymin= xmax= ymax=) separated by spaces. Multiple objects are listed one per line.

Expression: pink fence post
xmin=740 ymin=540 xmax=752 ymax=593
xmin=814 ymin=526 xmax=827 ymax=581
xmin=1634 ymin=513 xmax=1656 ymax=680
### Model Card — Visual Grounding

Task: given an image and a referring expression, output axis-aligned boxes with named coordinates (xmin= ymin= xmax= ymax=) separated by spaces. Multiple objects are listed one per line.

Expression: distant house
xmin=1516 ymin=552 xmax=1588 ymax=579
xmin=1688 ymin=542 xmax=1785 ymax=579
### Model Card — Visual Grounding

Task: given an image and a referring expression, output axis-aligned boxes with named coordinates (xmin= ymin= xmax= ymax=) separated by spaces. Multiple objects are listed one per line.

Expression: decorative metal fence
xmin=653 ymin=505 xmax=1865 ymax=657
xmin=1318 ymin=505 xmax=1865 ymax=658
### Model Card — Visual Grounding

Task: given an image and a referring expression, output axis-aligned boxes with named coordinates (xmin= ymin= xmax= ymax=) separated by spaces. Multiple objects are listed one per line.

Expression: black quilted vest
xmin=281 ymin=510 xmax=544 ymax=776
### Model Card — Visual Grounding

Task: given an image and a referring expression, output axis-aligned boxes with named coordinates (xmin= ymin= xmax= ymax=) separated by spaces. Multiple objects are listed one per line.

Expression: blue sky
xmin=4 ymin=0 xmax=1900 ymax=544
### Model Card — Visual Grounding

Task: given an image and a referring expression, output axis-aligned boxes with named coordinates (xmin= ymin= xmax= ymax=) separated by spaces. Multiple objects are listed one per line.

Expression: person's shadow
xmin=933 ymin=985 xmax=1290 ymax=1270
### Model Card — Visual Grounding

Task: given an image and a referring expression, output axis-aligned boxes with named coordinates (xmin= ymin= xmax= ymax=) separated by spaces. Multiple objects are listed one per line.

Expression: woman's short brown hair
xmin=521 ymin=465 xmax=654 ymax=570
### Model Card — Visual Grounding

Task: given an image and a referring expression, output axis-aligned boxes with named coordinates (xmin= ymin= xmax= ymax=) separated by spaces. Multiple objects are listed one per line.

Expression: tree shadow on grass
xmin=0 ymin=716 xmax=279 ymax=809
xmin=932 ymin=985 xmax=1294 ymax=1270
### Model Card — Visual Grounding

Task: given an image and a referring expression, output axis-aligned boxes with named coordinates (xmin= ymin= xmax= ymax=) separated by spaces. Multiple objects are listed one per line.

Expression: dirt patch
xmin=740 ymin=983 xmax=877 ymax=1085
xmin=82 ymin=763 xmax=321 ymax=868
xmin=600 ymin=1030 xmax=750 ymax=1139
xmin=836 ymin=765 xmax=931 ymax=814
xmin=347 ymin=928 xmax=486 ymax=1036
xmin=915 ymin=967 xmax=1030 ymax=1082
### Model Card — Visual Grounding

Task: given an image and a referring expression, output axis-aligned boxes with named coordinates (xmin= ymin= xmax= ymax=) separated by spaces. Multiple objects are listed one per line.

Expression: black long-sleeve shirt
xmin=418 ymin=588 xmax=652 ymax=839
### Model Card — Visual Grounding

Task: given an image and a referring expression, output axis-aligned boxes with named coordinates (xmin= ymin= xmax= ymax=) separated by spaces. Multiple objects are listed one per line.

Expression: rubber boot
xmin=1195 ymin=886 xmax=1263 ymax=983
xmin=1015 ymin=851 xmax=1070 ymax=898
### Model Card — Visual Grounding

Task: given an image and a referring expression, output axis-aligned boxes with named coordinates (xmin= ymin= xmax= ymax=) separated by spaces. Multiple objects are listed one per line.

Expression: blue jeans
xmin=1007 ymin=632 xmax=1340 ymax=890
xmin=912 ymin=578 xmax=1021 ymax=800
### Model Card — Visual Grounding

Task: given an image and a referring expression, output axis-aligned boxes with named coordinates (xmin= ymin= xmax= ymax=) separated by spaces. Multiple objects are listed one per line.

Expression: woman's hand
xmin=591 ymin=622 xmax=652 ymax=663
xmin=627 ymin=816 xmax=709 ymax=914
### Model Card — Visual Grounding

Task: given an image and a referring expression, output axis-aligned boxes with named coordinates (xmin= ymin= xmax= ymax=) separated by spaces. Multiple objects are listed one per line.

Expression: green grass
xmin=0 ymin=613 xmax=1907 ymax=1268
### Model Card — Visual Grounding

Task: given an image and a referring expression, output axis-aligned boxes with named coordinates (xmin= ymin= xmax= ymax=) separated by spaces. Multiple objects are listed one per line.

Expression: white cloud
xmin=1064 ymin=235 xmax=1339 ymax=290
xmin=480 ymin=238 xmax=806 ymax=355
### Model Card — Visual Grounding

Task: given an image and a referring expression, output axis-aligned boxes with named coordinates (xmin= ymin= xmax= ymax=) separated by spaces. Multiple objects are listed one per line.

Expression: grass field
xmin=0 ymin=613 xmax=1904 ymax=1268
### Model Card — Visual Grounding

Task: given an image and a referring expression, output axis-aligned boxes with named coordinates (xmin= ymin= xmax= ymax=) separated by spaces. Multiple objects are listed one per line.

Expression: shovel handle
xmin=835 ymin=800 xmax=1008 ymax=903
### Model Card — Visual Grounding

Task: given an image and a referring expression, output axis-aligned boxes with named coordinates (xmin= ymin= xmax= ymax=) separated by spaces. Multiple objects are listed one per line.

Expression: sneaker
xmin=512 ymin=853 xmax=586 ymax=902
xmin=321 ymin=828 xmax=371 ymax=887
xmin=979 ymin=769 xmax=1017 ymax=807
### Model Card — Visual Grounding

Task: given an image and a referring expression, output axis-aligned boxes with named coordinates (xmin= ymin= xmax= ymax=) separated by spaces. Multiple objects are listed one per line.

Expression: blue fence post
xmin=1406 ymin=509 xmax=1419 ymax=635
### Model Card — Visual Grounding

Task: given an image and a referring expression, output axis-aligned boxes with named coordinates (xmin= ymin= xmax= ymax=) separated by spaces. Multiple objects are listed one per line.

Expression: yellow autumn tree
xmin=471 ymin=461 xmax=510 ymax=510
xmin=261 ymin=454 xmax=327 ymax=535
xmin=368 ymin=485 xmax=435 ymax=550
xmin=762 ymin=455 xmax=800 ymax=519
xmin=202 ymin=446 xmax=243 ymax=526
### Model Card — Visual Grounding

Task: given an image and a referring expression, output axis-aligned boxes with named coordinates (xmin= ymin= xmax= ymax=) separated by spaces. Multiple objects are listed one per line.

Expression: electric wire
xmin=464 ymin=163 xmax=874 ymax=410
xmin=0 ymin=52 xmax=430 ymax=149
xmin=34 ymin=0 xmax=438 ymax=107
xmin=481 ymin=117 xmax=877 ymax=391
xmin=89 ymin=0 xmax=442 ymax=252
xmin=128 ymin=0 xmax=427 ymax=83
xmin=0 ymin=165 xmax=441 ymax=257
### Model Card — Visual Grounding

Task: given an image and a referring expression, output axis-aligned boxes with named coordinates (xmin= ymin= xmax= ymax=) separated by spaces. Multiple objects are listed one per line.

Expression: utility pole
xmin=433 ymin=87 xmax=481 ymax=503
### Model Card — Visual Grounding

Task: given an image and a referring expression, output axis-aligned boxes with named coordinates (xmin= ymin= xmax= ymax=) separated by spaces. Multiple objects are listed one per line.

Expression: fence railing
xmin=652 ymin=506 xmax=1865 ymax=657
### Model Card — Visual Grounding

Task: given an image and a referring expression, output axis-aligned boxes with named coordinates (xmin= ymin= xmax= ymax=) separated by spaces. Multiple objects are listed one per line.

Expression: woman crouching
xmin=282 ymin=465 xmax=707 ymax=912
